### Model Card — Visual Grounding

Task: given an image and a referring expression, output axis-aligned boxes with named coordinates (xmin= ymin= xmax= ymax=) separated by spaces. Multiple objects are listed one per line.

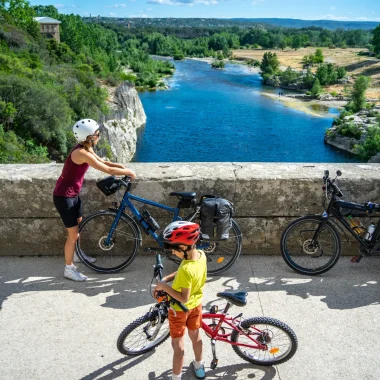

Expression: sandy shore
xmin=262 ymin=92 xmax=346 ymax=117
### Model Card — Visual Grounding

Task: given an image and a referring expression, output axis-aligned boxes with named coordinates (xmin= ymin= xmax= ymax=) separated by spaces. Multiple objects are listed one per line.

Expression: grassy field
xmin=232 ymin=47 xmax=380 ymax=99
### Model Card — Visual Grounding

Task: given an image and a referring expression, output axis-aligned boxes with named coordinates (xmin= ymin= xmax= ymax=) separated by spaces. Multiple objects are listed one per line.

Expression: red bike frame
xmin=201 ymin=313 xmax=268 ymax=351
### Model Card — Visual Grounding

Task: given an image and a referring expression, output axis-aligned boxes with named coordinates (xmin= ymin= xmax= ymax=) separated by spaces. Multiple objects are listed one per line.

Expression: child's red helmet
xmin=160 ymin=221 xmax=200 ymax=246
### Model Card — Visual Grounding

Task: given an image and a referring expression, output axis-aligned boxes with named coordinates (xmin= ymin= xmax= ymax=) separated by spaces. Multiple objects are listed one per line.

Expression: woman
xmin=53 ymin=119 xmax=136 ymax=282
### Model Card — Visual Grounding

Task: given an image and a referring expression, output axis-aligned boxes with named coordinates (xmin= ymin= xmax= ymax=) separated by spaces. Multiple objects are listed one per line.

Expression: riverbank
xmin=261 ymin=91 xmax=345 ymax=117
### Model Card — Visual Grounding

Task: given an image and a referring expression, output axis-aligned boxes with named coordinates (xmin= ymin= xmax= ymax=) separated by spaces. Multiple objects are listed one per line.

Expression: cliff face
xmin=100 ymin=82 xmax=146 ymax=162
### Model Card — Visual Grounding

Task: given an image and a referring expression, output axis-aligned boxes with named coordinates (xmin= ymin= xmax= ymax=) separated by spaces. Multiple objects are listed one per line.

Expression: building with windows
xmin=34 ymin=17 xmax=61 ymax=42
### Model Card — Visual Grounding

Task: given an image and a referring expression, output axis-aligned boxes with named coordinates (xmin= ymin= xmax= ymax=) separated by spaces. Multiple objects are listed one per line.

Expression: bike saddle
xmin=169 ymin=192 xmax=196 ymax=200
xmin=217 ymin=291 xmax=247 ymax=307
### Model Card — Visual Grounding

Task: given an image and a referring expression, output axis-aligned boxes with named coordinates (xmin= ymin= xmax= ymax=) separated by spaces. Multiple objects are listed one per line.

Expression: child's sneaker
xmin=64 ymin=265 xmax=87 ymax=281
xmin=73 ymin=251 xmax=96 ymax=263
xmin=192 ymin=361 xmax=206 ymax=379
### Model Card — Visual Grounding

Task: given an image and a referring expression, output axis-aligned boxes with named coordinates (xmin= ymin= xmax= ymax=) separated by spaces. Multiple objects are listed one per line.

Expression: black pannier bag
xmin=96 ymin=176 xmax=120 ymax=196
xmin=200 ymin=195 xmax=234 ymax=240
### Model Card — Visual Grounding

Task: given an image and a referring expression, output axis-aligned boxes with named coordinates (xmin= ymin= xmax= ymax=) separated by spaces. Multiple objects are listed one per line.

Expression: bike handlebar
xmin=323 ymin=170 xmax=343 ymax=197
xmin=154 ymin=253 xmax=189 ymax=313
xmin=323 ymin=170 xmax=380 ymax=212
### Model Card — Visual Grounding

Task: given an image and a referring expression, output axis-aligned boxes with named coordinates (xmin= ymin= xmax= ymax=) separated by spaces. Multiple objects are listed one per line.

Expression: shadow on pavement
xmin=1 ymin=255 xmax=379 ymax=312
xmin=78 ymin=351 xmax=155 ymax=380
xmin=149 ymin=362 xmax=277 ymax=380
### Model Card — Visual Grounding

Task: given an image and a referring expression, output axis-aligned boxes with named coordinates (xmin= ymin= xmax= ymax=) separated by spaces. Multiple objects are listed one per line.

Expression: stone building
xmin=34 ymin=17 xmax=61 ymax=42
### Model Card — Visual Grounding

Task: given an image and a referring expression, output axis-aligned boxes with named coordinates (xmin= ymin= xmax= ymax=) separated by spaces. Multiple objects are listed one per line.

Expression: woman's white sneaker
xmin=64 ymin=265 xmax=88 ymax=281
xmin=73 ymin=251 xmax=96 ymax=264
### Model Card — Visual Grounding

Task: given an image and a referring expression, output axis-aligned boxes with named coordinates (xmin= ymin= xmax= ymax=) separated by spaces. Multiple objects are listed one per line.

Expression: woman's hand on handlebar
xmin=124 ymin=169 xmax=137 ymax=180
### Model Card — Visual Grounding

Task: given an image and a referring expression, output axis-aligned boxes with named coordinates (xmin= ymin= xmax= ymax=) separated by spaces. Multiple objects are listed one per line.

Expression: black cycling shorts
xmin=53 ymin=195 xmax=83 ymax=228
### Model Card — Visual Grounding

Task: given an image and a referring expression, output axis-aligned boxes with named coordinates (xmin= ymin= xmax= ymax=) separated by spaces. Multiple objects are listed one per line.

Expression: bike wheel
xmin=231 ymin=317 xmax=298 ymax=366
xmin=280 ymin=216 xmax=341 ymax=275
xmin=76 ymin=210 xmax=141 ymax=273
xmin=117 ymin=310 xmax=170 ymax=355
xmin=176 ymin=218 xmax=242 ymax=275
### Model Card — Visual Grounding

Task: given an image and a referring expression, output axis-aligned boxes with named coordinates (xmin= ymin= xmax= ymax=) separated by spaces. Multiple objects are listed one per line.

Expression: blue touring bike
xmin=76 ymin=176 xmax=242 ymax=275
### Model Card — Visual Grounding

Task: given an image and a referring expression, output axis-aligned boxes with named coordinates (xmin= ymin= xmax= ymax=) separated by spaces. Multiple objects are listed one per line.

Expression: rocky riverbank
xmin=324 ymin=105 xmax=380 ymax=161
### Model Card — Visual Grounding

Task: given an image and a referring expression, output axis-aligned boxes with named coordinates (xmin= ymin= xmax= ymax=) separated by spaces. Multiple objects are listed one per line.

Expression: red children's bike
xmin=117 ymin=252 xmax=298 ymax=368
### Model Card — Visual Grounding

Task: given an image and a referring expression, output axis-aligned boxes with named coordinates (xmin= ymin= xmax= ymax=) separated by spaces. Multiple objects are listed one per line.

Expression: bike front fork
xmin=210 ymin=339 xmax=218 ymax=369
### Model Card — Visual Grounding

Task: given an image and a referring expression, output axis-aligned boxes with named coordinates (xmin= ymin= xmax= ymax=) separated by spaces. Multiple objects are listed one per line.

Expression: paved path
xmin=1 ymin=255 xmax=379 ymax=380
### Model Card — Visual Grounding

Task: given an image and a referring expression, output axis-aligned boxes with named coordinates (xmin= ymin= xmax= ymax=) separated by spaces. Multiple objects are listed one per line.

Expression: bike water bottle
xmin=347 ymin=215 xmax=365 ymax=236
xmin=364 ymin=223 xmax=376 ymax=241
xmin=142 ymin=210 xmax=160 ymax=232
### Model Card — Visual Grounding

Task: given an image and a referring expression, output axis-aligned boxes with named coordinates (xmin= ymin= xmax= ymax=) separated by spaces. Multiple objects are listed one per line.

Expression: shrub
xmin=211 ymin=59 xmax=225 ymax=69
xmin=355 ymin=126 xmax=380 ymax=159
xmin=337 ymin=122 xmax=362 ymax=139
xmin=325 ymin=129 xmax=336 ymax=138
xmin=0 ymin=125 xmax=49 ymax=163
xmin=0 ymin=74 xmax=72 ymax=160
xmin=173 ymin=51 xmax=185 ymax=60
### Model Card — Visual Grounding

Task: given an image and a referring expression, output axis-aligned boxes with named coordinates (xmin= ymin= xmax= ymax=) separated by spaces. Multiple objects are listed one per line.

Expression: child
xmin=155 ymin=221 xmax=207 ymax=380
xmin=53 ymin=118 xmax=136 ymax=282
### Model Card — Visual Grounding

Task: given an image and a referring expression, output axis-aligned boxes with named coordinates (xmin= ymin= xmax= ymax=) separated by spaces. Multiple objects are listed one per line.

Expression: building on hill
xmin=34 ymin=17 xmax=61 ymax=42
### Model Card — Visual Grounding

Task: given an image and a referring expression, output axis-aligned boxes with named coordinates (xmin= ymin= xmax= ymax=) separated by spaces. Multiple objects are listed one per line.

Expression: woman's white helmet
xmin=72 ymin=119 xmax=99 ymax=142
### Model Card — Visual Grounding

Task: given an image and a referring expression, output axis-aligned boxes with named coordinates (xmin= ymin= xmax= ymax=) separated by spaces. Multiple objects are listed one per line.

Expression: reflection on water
xmin=309 ymin=103 xmax=340 ymax=116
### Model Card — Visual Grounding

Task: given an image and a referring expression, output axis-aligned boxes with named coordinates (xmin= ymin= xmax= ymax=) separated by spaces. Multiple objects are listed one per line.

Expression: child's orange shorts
xmin=168 ymin=304 xmax=202 ymax=338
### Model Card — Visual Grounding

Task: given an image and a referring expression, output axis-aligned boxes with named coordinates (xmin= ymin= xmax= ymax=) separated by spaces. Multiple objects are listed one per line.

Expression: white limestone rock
xmin=100 ymin=82 xmax=146 ymax=162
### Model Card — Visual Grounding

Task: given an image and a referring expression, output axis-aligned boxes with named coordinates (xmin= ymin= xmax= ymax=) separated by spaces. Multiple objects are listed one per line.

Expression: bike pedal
xmin=210 ymin=359 xmax=218 ymax=370
xmin=350 ymin=255 xmax=363 ymax=263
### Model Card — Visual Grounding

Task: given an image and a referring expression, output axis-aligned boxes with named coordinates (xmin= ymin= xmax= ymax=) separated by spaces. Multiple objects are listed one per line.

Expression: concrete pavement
xmin=1 ymin=254 xmax=379 ymax=380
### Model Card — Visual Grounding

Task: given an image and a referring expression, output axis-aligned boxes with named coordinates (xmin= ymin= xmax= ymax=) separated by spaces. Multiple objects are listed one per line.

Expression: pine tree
xmin=311 ymin=78 xmax=322 ymax=98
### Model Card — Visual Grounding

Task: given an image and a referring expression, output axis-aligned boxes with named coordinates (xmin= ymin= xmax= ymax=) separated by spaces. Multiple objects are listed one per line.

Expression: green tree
xmin=336 ymin=66 xmax=346 ymax=79
xmin=310 ymin=78 xmax=322 ymax=98
xmin=291 ymin=35 xmax=302 ymax=50
xmin=279 ymin=39 xmax=287 ymax=50
xmin=1 ymin=0 xmax=39 ymax=37
xmin=260 ymin=52 xmax=280 ymax=83
xmin=303 ymin=68 xmax=315 ymax=89
xmin=350 ymin=75 xmax=370 ymax=112
xmin=32 ymin=4 xmax=59 ymax=19
xmin=316 ymin=64 xmax=328 ymax=85
xmin=314 ymin=48 xmax=324 ymax=63
xmin=372 ymin=24 xmax=380 ymax=54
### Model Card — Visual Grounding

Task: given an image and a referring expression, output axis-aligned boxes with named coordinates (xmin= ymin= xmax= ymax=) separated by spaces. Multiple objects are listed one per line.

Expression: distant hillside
xmin=85 ymin=17 xmax=379 ymax=30
xmin=230 ymin=18 xmax=379 ymax=30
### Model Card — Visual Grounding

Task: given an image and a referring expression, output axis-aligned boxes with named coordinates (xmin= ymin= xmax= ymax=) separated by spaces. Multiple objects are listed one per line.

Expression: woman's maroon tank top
xmin=53 ymin=144 xmax=90 ymax=197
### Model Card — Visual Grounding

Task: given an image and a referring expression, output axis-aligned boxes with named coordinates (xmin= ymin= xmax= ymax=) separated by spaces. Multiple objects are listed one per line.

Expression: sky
xmin=29 ymin=0 xmax=380 ymax=21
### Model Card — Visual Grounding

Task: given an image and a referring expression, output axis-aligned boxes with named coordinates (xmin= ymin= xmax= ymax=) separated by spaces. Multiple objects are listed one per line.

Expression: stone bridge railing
xmin=1 ymin=163 xmax=379 ymax=256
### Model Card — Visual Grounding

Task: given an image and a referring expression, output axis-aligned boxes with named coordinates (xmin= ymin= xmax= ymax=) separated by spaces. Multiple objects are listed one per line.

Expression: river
xmin=135 ymin=59 xmax=359 ymax=163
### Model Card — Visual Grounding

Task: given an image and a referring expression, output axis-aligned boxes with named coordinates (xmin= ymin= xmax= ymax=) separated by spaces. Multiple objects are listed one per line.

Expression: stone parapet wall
xmin=1 ymin=163 xmax=380 ymax=256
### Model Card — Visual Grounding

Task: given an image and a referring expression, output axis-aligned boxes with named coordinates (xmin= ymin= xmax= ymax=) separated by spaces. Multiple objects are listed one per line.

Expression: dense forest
xmin=0 ymin=2 xmax=173 ymax=163
xmin=98 ymin=22 xmax=375 ymax=58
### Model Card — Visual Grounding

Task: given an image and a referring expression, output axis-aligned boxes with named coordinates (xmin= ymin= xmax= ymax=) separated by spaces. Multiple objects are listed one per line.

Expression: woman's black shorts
xmin=53 ymin=195 xmax=83 ymax=228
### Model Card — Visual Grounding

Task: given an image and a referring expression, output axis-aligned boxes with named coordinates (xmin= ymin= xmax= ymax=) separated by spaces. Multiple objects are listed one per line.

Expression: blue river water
xmin=135 ymin=59 xmax=359 ymax=163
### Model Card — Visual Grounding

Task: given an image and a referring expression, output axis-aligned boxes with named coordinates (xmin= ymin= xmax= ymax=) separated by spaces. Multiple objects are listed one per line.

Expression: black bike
xmin=280 ymin=170 xmax=380 ymax=275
